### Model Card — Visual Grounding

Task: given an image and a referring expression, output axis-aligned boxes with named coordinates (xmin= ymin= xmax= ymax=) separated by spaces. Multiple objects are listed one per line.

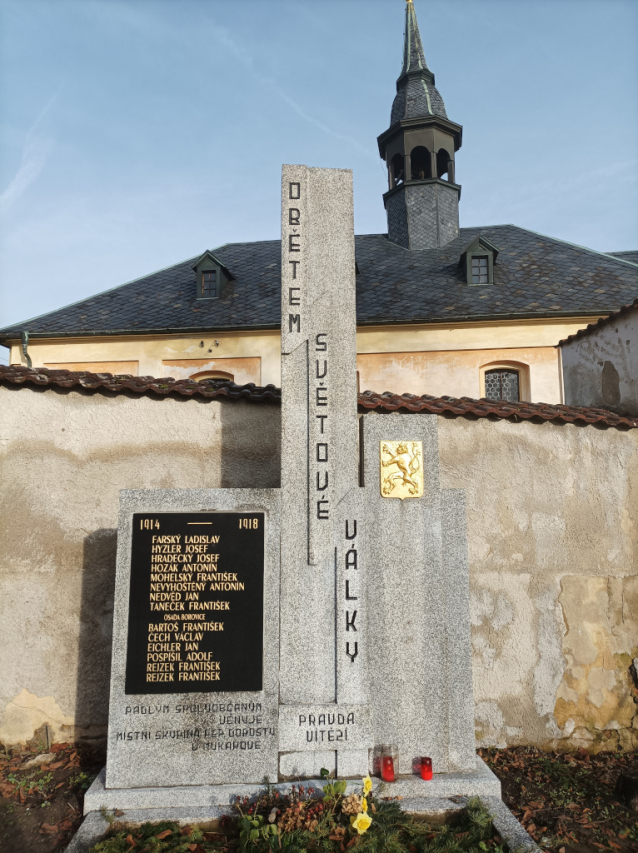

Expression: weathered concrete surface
xmin=436 ymin=415 xmax=638 ymax=751
xmin=561 ymin=307 xmax=638 ymax=415
xmin=0 ymin=386 xmax=280 ymax=746
xmin=1 ymin=383 xmax=637 ymax=752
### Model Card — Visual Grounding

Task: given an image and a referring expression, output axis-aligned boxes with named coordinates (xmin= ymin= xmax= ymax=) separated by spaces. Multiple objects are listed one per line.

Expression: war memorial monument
xmin=68 ymin=166 xmax=536 ymax=851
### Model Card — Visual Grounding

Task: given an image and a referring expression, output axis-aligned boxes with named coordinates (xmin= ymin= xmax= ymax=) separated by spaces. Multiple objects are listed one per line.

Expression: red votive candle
xmin=381 ymin=755 xmax=395 ymax=782
xmin=420 ymin=757 xmax=433 ymax=780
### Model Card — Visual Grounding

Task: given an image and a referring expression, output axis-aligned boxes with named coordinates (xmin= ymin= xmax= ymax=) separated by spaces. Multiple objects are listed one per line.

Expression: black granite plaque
xmin=125 ymin=512 xmax=264 ymax=694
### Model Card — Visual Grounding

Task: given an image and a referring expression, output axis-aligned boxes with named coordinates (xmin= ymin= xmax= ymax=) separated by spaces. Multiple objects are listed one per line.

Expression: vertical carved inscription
xmin=336 ymin=504 xmax=366 ymax=706
xmin=344 ymin=519 xmax=358 ymax=664
xmin=281 ymin=178 xmax=306 ymax=354
xmin=314 ymin=332 xmax=329 ymax=523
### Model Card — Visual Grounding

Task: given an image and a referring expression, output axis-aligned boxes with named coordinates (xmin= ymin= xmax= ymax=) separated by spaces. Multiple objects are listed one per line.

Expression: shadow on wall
xmin=72 ymin=396 xmax=280 ymax=742
xmin=220 ymin=399 xmax=281 ymax=489
xmin=75 ymin=529 xmax=118 ymax=743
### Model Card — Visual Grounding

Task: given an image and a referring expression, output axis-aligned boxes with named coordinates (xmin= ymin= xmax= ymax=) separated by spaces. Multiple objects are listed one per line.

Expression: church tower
xmin=378 ymin=0 xmax=463 ymax=250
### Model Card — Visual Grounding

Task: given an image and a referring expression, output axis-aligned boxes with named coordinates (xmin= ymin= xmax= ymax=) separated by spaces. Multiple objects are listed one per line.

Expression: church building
xmin=1 ymin=0 xmax=637 ymax=404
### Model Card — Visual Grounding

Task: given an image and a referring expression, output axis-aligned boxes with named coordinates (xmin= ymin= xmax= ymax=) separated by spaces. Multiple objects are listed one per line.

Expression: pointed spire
xmin=391 ymin=0 xmax=447 ymax=123
xmin=378 ymin=0 xmax=463 ymax=250
xmin=401 ymin=0 xmax=429 ymax=78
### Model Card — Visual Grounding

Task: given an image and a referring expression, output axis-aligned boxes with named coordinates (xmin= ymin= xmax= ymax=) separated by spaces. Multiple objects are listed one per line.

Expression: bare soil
xmin=480 ymin=747 xmax=638 ymax=852
xmin=0 ymin=740 xmax=104 ymax=853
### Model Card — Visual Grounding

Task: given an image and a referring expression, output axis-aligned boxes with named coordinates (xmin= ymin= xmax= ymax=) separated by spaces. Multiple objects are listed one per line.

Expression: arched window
xmin=436 ymin=148 xmax=450 ymax=179
xmin=484 ymin=368 xmax=520 ymax=402
xmin=190 ymin=370 xmax=234 ymax=384
xmin=390 ymin=153 xmax=405 ymax=187
xmin=410 ymin=146 xmax=431 ymax=180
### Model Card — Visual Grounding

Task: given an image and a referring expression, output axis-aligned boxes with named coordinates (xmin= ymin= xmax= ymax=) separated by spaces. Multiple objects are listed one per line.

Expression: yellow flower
xmin=361 ymin=797 xmax=368 ymax=812
xmin=351 ymin=812 xmax=372 ymax=835
xmin=362 ymin=775 xmax=372 ymax=794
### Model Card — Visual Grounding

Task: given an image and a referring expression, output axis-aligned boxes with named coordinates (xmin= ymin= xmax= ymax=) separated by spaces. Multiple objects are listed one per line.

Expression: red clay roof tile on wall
xmin=1 ymin=366 xmax=637 ymax=429
xmin=358 ymin=389 xmax=638 ymax=429
xmin=558 ymin=297 xmax=638 ymax=346
xmin=0 ymin=365 xmax=281 ymax=403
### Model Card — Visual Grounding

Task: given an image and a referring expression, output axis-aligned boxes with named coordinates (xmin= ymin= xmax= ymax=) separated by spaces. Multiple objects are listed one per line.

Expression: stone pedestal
xmin=105 ymin=489 xmax=280 ymax=789
xmin=363 ymin=414 xmax=475 ymax=773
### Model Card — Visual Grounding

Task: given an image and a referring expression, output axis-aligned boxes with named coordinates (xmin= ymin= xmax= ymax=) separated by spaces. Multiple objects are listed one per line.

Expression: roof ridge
xmin=216 ymin=238 xmax=280 ymax=248
xmin=496 ymin=225 xmax=638 ymax=268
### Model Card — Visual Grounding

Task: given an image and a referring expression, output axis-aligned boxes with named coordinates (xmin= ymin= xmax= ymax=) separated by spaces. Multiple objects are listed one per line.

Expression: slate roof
xmin=390 ymin=0 xmax=448 ymax=123
xmin=2 ymin=226 xmax=637 ymax=341
xmin=609 ymin=251 xmax=638 ymax=265
xmin=2 ymin=365 xmax=636 ymax=429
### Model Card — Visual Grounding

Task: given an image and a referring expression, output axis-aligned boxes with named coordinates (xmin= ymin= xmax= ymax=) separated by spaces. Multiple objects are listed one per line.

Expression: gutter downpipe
xmin=556 ymin=343 xmax=565 ymax=405
xmin=20 ymin=331 xmax=32 ymax=369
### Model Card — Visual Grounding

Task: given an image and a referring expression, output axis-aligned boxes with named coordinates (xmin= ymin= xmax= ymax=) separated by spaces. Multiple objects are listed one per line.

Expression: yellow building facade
xmin=7 ymin=315 xmax=600 ymax=404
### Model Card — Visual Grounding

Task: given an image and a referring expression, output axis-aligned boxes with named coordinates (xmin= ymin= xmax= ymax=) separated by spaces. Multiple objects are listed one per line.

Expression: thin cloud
xmin=0 ymin=92 xmax=59 ymax=215
xmin=205 ymin=19 xmax=377 ymax=162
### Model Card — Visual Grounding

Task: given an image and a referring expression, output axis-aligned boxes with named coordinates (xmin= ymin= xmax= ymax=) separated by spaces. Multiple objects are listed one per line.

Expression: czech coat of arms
xmin=379 ymin=441 xmax=424 ymax=499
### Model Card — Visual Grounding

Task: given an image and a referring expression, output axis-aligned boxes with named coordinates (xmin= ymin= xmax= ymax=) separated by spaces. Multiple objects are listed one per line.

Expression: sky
xmin=0 ymin=0 xmax=637 ymax=349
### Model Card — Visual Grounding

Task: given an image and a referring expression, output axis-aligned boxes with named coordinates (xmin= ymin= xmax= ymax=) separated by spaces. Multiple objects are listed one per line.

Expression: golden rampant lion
xmin=380 ymin=441 xmax=422 ymax=497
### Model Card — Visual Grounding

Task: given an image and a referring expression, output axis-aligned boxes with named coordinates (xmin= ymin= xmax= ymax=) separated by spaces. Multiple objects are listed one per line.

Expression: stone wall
xmin=1 ymin=385 xmax=636 ymax=752
xmin=561 ymin=308 xmax=638 ymax=416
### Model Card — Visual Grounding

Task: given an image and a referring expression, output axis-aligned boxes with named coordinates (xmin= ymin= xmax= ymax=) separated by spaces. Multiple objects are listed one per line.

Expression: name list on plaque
xmin=125 ymin=512 xmax=264 ymax=694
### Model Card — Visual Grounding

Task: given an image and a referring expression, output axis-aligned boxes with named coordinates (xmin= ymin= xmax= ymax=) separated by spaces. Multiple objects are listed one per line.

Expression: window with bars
xmin=201 ymin=270 xmax=217 ymax=298
xmin=471 ymin=256 xmax=489 ymax=284
xmin=484 ymin=368 xmax=520 ymax=402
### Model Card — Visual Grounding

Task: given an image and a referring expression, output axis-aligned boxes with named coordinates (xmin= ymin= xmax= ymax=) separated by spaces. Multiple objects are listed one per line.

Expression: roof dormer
xmin=192 ymin=251 xmax=233 ymax=299
xmin=460 ymin=235 xmax=499 ymax=286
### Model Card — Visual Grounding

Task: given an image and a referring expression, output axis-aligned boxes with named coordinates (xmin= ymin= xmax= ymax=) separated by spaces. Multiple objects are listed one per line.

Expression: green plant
xmin=69 ymin=771 xmax=95 ymax=790
xmin=99 ymin=806 xmax=116 ymax=826
xmin=5 ymin=770 xmax=53 ymax=797
xmin=238 ymin=812 xmax=279 ymax=848
xmin=321 ymin=776 xmax=347 ymax=804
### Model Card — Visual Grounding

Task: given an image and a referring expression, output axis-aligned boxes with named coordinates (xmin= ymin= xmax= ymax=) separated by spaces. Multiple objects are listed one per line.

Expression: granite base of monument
xmin=69 ymin=762 xmax=541 ymax=853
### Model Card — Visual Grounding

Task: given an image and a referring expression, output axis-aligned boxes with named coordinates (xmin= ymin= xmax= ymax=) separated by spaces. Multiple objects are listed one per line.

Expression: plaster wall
xmin=561 ymin=310 xmax=638 ymax=415
xmin=436 ymin=415 xmax=638 ymax=753
xmin=8 ymin=316 xmax=597 ymax=402
xmin=8 ymin=331 xmax=281 ymax=386
xmin=1 ymin=387 xmax=636 ymax=753
xmin=357 ymin=346 xmax=559 ymax=402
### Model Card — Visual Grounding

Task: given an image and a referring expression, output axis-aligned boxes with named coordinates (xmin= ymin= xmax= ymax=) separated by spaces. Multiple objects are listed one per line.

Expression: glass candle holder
xmin=420 ymin=756 xmax=433 ymax=781
xmin=380 ymin=744 xmax=398 ymax=782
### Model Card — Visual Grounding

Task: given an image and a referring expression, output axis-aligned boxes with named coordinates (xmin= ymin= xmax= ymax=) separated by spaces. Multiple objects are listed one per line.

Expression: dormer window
xmin=201 ymin=271 xmax=217 ymax=297
xmin=192 ymin=250 xmax=233 ymax=300
xmin=460 ymin=235 xmax=499 ymax=286
xmin=471 ymin=256 xmax=489 ymax=284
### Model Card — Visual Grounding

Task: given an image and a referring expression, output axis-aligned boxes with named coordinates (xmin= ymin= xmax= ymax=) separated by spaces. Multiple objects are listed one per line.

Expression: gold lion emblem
xmin=380 ymin=441 xmax=424 ymax=499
